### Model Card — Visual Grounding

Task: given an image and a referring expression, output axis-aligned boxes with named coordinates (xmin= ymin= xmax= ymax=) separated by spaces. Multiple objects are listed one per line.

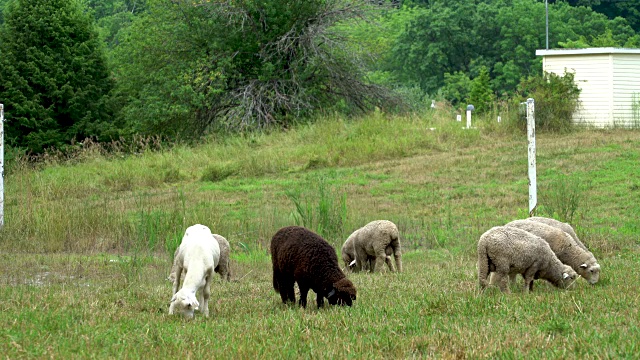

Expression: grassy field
xmin=1 ymin=110 xmax=639 ymax=358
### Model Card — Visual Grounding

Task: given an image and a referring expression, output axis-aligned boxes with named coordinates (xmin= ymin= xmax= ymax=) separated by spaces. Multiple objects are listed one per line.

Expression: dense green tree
xmin=390 ymin=0 xmax=639 ymax=98
xmin=467 ymin=66 xmax=493 ymax=113
xmin=0 ymin=0 xmax=115 ymax=153
xmin=83 ymin=0 xmax=147 ymax=48
xmin=112 ymin=0 xmax=399 ymax=136
xmin=440 ymin=71 xmax=472 ymax=107
xmin=568 ymin=0 xmax=640 ymax=32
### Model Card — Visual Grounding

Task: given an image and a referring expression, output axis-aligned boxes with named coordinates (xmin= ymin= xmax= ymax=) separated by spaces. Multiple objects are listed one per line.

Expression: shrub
xmin=516 ymin=71 xmax=581 ymax=133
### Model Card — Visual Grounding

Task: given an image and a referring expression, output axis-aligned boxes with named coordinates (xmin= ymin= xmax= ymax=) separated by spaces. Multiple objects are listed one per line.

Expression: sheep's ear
xmin=563 ymin=272 xmax=570 ymax=279
xmin=349 ymin=260 xmax=356 ymax=267
xmin=170 ymin=294 xmax=177 ymax=302
xmin=580 ymin=263 xmax=588 ymax=269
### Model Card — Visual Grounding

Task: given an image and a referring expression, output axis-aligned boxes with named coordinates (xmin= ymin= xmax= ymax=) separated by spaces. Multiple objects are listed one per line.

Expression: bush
xmin=516 ymin=71 xmax=581 ymax=133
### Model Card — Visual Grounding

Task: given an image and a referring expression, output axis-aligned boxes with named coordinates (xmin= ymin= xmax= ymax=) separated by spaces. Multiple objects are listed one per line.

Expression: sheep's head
xmin=169 ymin=291 xmax=199 ymax=319
xmin=579 ymin=262 xmax=600 ymax=284
xmin=560 ymin=265 xmax=578 ymax=288
xmin=327 ymin=278 xmax=357 ymax=307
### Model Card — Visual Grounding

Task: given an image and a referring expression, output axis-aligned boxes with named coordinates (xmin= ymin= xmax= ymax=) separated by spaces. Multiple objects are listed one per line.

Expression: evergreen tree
xmin=0 ymin=0 xmax=115 ymax=153
xmin=467 ymin=66 xmax=493 ymax=114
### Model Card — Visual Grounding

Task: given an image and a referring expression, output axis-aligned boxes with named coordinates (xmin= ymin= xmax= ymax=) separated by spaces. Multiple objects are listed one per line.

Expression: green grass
xmin=1 ymin=110 xmax=639 ymax=358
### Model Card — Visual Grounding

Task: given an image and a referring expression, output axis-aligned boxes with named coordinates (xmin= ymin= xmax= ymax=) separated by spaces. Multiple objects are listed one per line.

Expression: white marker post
xmin=0 ymin=103 xmax=4 ymax=228
xmin=456 ymin=114 xmax=462 ymax=122
xmin=466 ymin=104 xmax=475 ymax=129
xmin=527 ymin=98 xmax=537 ymax=216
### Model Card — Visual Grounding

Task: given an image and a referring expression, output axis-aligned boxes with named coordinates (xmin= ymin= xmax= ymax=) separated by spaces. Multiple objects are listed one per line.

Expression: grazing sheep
xmin=213 ymin=234 xmax=232 ymax=281
xmin=505 ymin=219 xmax=601 ymax=284
xmin=169 ymin=224 xmax=220 ymax=318
xmin=528 ymin=216 xmax=588 ymax=251
xmin=350 ymin=220 xmax=402 ymax=273
xmin=271 ymin=226 xmax=357 ymax=308
xmin=169 ymin=233 xmax=231 ymax=282
xmin=341 ymin=230 xmax=393 ymax=272
xmin=478 ymin=226 xmax=578 ymax=293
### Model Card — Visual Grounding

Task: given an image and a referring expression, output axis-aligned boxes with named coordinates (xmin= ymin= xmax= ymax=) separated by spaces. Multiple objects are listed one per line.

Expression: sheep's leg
xmin=202 ymin=275 xmax=211 ymax=317
xmin=384 ymin=254 xmax=394 ymax=272
xmin=172 ymin=266 xmax=183 ymax=295
xmin=390 ymin=241 xmax=402 ymax=273
xmin=316 ymin=293 xmax=325 ymax=308
xmin=372 ymin=248 xmax=387 ymax=273
xmin=298 ymin=284 xmax=309 ymax=308
xmin=354 ymin=247 xmax=369 ymax=273
xmin=522 ymin=268 xmax=537 ymax=293
xmin=168 ymin=247 xmax=180 ymax=282
xmin=393 ymin=253 xmax=402 ymax=273
xmin=493 ymin=272 xmax=510 ymax=293
xmin=278 ymin=277 xmax=296 ymax=305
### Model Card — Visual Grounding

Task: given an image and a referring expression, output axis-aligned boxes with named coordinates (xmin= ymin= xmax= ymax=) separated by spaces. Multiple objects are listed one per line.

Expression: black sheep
xmin=271 ymin=226 xmax=357 ymax=308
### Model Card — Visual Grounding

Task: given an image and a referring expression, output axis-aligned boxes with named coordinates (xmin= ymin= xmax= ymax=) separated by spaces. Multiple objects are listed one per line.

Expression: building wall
xmin=543 ymin=54 xmax=613 ymax=127
xmin=612 ymin=55 xmax=640 ymax=127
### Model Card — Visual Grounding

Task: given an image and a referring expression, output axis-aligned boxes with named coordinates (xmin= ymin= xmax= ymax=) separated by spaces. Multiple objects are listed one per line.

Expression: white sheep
xmin=349 ymin=220 xmax=402 ymax=273
xmin=505 ymin=219 xmax=600 ymax=284
xmin=528 ymin=216 xmax=588 ymax=251
xmin=169 ymin=224 xmax=220 ymax=318
xmin=169 ymin=233 xmax=231 ymax=282
xmin=341 ymin=230 xmax=393 ymax=272
xmin=478 ymin=226 xmax=578 ymax=293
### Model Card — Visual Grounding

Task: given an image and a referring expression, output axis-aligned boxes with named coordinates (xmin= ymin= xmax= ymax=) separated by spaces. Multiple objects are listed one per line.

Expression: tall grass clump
xmin=537 ymin=174 xmax=589 ymax=223
xmin=286 ymin=175 xmax=347 ymax=244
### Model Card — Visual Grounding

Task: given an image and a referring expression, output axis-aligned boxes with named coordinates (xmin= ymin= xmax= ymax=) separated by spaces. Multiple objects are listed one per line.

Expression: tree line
xmin=0 ymin=0 xmax=638 ymax=154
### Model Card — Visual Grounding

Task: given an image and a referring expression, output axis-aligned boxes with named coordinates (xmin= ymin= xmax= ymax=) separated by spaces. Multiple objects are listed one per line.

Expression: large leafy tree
xmin=390 ymin=0 xmax=640 ymax=97
xmin=0 ymin=0 xmax=115 ymax=153
xmin=568 ymin=0 xmax=640 ymax=32
xmin=112 ymin=0 xmax=400 ymax=136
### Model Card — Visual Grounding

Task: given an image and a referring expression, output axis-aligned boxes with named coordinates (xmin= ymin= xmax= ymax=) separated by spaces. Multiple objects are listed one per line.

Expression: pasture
xmin=1 ymin=112 xmax=638 ymax=358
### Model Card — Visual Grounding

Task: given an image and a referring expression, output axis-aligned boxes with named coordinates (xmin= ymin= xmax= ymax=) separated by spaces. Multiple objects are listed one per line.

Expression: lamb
xmin=169 ymin=233 xmax=231 ymax=282
xmin=169 ymin=224 xmax=220 ymax=318
xmin=341 ymin=229 xmax=393 ymax=272
xmin=528 ymin=216 xmax=588 ymax=251
xmin=478 ymin=226 xmax=578 ymax=293
xmin=349 ymin=220 xmax=402 ymax=273
xmin=271 ymin=226 xmax=357 ymax=308
xmin=505 ymin=219 xmax=600 ymax=284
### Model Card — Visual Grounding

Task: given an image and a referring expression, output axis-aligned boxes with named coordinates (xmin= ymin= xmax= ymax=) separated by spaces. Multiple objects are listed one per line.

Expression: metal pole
xmin=527 ymin=98 xmax=537 ymax=216
xmin=0 ymin=103 xmax=4 ymax=228
xmin=545 ymin=0 xmax=549 ymax=50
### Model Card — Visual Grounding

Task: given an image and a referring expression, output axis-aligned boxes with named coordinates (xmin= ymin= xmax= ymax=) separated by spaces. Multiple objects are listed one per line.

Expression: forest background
xmin=0 ymin=0 xmax=639 ymax=155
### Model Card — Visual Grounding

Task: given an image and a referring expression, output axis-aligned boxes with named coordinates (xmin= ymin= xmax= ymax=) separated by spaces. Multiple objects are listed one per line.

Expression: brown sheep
xmin=271 ymin=226 xmax=357 ymax=308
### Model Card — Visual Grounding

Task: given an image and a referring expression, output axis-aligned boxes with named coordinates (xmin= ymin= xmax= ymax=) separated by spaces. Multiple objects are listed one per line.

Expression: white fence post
xmin=0 ymin=103 xmax=4 ymax=228
xmin=466 ymin=104 xmax=475 ymax=129
xmin=527 ymin=98 xmax=537 ymax=216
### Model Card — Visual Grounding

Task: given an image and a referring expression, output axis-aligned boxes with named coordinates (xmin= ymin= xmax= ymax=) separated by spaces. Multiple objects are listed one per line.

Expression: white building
xmin=535 ymin=48 xmax=640 ymax=128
